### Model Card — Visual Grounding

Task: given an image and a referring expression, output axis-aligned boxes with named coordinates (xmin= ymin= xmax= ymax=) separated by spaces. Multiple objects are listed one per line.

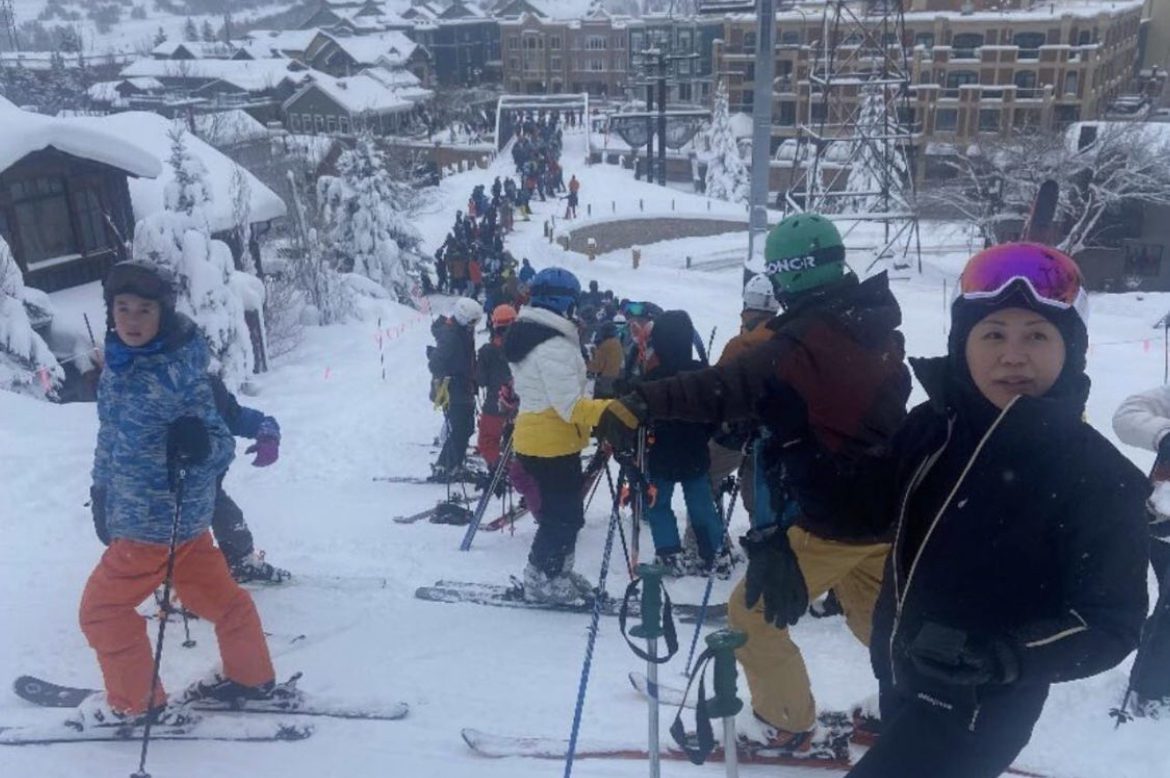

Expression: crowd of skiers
xmin=66 ymin=198 xmax=1170 ymax=778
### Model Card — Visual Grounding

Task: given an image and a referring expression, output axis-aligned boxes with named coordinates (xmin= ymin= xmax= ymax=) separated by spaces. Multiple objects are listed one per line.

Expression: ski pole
xmin=180 ymin=604 xmax=196 ymax=649
xmin=684 ymin=476 xmax=741 ymax=677
xmin=564 ymin=467 xmax=626 ymax=778
xmin=460 ymin=436 xmax=514 ymax=551
xmin=131 ymin=467 xmax=187 ymax=778
xmin=629 ymin=563 xmax=668 ymax=778
xmin=706 ymin=629 xmax=747 ymax=778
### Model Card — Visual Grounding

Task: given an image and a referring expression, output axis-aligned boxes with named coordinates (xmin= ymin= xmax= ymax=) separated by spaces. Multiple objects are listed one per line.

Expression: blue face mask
xmin=104 ymin=331 xmax=165 ymax=373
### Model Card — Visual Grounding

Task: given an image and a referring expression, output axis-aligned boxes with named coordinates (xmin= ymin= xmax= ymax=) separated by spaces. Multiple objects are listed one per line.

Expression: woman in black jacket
xmin=837 ymin=244 xmax=1150 ymax=777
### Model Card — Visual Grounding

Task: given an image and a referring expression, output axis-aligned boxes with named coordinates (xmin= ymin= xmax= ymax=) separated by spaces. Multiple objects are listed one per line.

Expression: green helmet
xmin=764 ymin=213 xmax=846 ymax=299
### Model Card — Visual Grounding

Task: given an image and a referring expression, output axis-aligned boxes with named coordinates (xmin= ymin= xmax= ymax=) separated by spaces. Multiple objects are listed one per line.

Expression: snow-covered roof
xmin=288 ymin=66 xmax=427 ymax=115
xmin=322 ymin=30 xmax=419 ymax=66
xmin=70 ymin=112 xmax=286 ymax=231
xmin=121 ymin=58 xmax=312 ymax=93
xmin=242 ymin=28 xmax=318 ymax=56
xmin=87 ymin=77 xmax=166 ymax=103
xmin=194 ymin=110 xmax=271 ymax=146
xmin=151 ymin=41 xmax=237 ymax=59
xmin=1066 ymin=120 xmax=1170 ymax=154
xmin=0 ymin=97 xmax=162 ymax=179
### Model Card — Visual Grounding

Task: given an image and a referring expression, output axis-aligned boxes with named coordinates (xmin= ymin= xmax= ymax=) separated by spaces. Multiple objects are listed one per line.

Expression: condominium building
xmin=499 ymin=10 xmax=630 ymax=98
xmin=626 ymin=15 xmax=723 ymax=107
xmin=714 ymin=0 xmax=1145 ymax=151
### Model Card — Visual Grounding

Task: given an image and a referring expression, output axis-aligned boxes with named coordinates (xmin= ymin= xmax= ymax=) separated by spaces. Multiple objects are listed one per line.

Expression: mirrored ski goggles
xmin=957 ymin=243 xmax=1089 ymax=324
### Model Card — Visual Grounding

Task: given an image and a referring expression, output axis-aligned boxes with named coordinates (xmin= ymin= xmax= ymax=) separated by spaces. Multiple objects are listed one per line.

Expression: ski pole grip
xmin=629 ymin=562 xmax=667 ymax=640
xmin=704 ymin=629 xmax=747 ymax=719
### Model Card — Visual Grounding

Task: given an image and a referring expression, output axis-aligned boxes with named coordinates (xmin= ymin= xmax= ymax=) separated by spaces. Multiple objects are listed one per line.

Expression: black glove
xmin=90 ymin=485 xmax=109 ymax=546
xmin=908 ymin=622 xmax=1020 ymax=687
xmin=167 ymin=416 xmax=210 ymax=468
xmin=595 ymin=392 xmax=648 ymax=455
xmin=740 ymin=525 xmax=808 ymax=628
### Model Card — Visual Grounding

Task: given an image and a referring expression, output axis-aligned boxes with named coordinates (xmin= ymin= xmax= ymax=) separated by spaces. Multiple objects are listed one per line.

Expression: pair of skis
xmin=4 ymin=673 xmax=409 ymax=746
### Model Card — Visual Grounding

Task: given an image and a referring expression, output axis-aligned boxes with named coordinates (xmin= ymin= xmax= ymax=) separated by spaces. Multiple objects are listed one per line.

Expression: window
xmin=915 ymin=32 xmax=935 ymax=49
xmin=71 ymin=185 xmax=112 ymax=254
xmin=1013 ymin=32 xmax=1044 ymax=59
xmin=589 ymin=58 xmax=603 ymax=71
xmin=339 ymin=116 xmax=350 ymax=134
xmin=1064 ymin=71 xmax=1079 ymax=96
xmin=326 ymin=115 xmax=337 ymax=133
xmin=677 ymin=83 xmax=691 ymax=101
xmin=302 ymin=114 xmax=312 ymax=131
xmin=945 ymin=70 xmax=978 ymax=91
xmin=810 ymin=100 xmax=826 ymax=122
xmin=524 ymin=36 xmax=541 ymax=50
xmin=677 ymin=58 xmax=691 ymax=75
xmin=549 ymin=36 xmax=561 ymax=49
xmin=1125 ymin=244 xmax=1163 ymax=278
xmin=550 ymin=56 xmax=561 ymax=70
xmin=1014 ymin=70 xmax=1037 ymax=98
xmin=780 ymin=30 xmax=800 ymax=46
xmin=743 ymin=31 xmax=756 ymax=54
xmin=615 ymin=35 xmax=624 ymax=50
xmin=630 ymin=32 xmax=643 ymax=51
xmin=8 ymin=176 xmax=77 ymax=265
xmin=678 ymin=31 xmax=692 ymax=51
xmin=745 ymin=63 xmax=755 ymax=82
xmin=951 ymin=33 xmax=983 ymax=58
xmin=978 ymin=109 xmax=1000 ymax=133
xmin=289 ymin=113 xmax=301 ymax=131
xmin=508 ymin=37 xmax=518 ymax=49
xmin=587 ymin=36 xmax=606 ymax=50
xmin=935 ymin=108 xmax=958 ymax=131
xmin=777 ymin=101 xmax=796 ymax=126
xmin=509 ymin=57 xmax=519 ymax=71
xmin=315 ymin=115 xmax=325 ymax=133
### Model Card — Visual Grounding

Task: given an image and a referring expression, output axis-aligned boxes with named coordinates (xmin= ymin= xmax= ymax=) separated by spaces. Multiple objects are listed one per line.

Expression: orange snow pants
xmin=477 ymin=412 xmax=508 ymax=469
xmin=79 ymin=531 xmax=274 ymax=714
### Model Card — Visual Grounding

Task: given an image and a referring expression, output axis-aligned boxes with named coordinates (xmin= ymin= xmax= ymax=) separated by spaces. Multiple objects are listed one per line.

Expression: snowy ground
xmin=2 ymin=124 xmax=1169 ymax=778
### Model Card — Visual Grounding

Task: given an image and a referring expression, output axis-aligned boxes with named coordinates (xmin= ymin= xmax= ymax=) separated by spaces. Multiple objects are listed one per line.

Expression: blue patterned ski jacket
xmin=92 ymin=315 xmax=235 ymax=545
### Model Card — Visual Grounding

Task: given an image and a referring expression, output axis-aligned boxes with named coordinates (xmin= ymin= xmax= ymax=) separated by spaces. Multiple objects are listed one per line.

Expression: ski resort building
xmin=500 ymin=9 xmax=630 ymax=98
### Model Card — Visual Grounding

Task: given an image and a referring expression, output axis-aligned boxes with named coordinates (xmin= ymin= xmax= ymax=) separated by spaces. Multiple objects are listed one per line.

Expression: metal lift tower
xmin=786 ymin=0 xmax=921 ymax=272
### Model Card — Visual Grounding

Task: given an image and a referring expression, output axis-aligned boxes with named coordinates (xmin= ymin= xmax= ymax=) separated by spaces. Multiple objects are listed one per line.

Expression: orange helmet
xmin=491 ymin=304 xmax=518 ymax=328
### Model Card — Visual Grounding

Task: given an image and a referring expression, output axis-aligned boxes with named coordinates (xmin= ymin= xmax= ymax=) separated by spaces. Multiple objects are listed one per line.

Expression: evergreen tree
xmin=316 ymin=133 xmax=424 ymax=303
xmin=0 ymin=236 xmax=62 ymax=400
xmin=200 ymin=19 xmax=216 ymax=43
xmin=153 ymin=26 xmax=167 ymax=47
xmin=183 ymin=17 xmax=198 ymax=42
xmin=133 ymin=127 xmax=253 ymax=388
xmin=704 ymin=80 xmax=750 ymax=204
xmin=839 ymin=86 xmax=910 ymax=215
xmin=57 ymin=25 xmax=81 ymax=53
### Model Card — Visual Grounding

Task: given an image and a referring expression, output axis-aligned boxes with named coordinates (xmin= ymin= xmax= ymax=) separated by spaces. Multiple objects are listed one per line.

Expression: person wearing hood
xmin=841 ymin=244 xmax=1149 ymax=777
xmin=586 ymin=320 xmax=624 ymax=399
xmin=596 ymin=214 xmax=911 ymax=755
xmin=642 ymin=310 xmax=731 ymax=577
xmin=428 ymin=297 xmax=483 ymax=482
xmin=78 ymin=261 xmax=277 ymax=730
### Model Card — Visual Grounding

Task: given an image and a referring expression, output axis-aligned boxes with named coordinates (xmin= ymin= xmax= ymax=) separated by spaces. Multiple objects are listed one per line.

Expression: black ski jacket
xmin=476 ymin=339 xmax=511 ymax=416
xmin=856 ymin=357 xmax=1149 ymax=727
xmin=428 ymin=317 xmax=476 ymax=405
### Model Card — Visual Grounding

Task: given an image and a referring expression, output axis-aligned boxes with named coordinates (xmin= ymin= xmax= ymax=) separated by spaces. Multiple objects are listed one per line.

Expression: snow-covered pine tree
xmin=0 ymin=236 xmax=62 ymax=400
xmin=201 ymin=20 xmax=216 ymax=43
xmin=153 ymin=26 xmax=167 ymax=47
xmin=316 ymin=132 xmax=424 ymax=304
xmin=183 ymin=18 xmax=198 ymax=42
xmin=133 ymin=126 xmax=252 ymax=388
xmin=839 ymin=87 xmax=910 ymax=215
xmin=704 ymin=80 xmax=749 ymax=204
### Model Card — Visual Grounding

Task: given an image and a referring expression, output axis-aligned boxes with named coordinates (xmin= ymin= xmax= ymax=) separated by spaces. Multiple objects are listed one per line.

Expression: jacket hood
xmin=504 ymin=306 xmax=579 ymax=364
xmin=649 ymin=310 xmax=695 ymax=371
xmin=769 ymin=272 xmax=901 ymax=348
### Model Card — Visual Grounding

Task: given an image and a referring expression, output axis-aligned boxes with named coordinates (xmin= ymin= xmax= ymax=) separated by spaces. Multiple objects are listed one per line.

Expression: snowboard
xmin=13 ymin=674 xmax=410 ymax=721
xmin=414 ymin=579 xmax=726 ymax=624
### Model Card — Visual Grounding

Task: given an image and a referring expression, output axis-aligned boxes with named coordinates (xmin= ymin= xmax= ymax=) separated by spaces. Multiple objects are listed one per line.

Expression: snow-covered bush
xmin=704 ymin=80 xmax=750 ymax=205
xmin=0 ymin=236 xmax=63 ymax=400
xmin=133 ymin=126 xmax=253 ymax=388
xmin=316 ymin=133 xmax=424 ymax=304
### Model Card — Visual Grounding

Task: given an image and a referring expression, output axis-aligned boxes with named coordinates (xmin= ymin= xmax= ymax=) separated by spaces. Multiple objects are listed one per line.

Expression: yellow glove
xmin=431 ymin=377 xmax=451 ymax=411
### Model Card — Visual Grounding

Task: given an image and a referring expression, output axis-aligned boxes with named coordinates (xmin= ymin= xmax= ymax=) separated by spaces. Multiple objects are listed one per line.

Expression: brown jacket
xmin=587 ymin=336 xmax=623 ymax=379
xmin=715 ymin=311 xmax=774 ymax=367
xmin=634 ymin=273 xmax=910 ymax=542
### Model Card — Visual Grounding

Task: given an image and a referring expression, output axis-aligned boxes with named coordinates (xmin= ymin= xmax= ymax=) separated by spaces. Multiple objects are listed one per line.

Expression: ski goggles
xmin=957 ymin=243 xmax=1088 ymax=324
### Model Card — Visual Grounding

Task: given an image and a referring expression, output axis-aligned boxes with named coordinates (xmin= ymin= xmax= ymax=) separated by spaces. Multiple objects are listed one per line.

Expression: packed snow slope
xmin=3 ymin=125 xmax=1169 ymax=777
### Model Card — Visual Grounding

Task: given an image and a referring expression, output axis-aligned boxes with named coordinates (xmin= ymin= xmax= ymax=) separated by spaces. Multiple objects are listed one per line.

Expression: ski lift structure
xmin=785 ymin=0 xmax=923 ymax=275
xmin=494 ymin=93 xmax=591 ymax=152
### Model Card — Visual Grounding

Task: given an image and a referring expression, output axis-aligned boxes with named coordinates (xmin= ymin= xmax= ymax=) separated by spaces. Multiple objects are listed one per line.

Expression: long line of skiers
xmin=423 ymin=212 xmax=1170 ymax=775
xmin=55 ymin=203 xmax=1170 ymax=778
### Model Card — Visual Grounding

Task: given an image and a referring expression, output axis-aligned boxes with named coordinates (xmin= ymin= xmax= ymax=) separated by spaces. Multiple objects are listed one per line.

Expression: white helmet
xmin=742 ymin=274 xmax=780 ymax=313
xmin=452 ymin=297 xmax=483 ymax=326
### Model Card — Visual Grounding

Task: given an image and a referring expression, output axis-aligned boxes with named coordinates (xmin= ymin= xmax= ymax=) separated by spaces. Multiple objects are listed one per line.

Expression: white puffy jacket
xmin=1113 ymin=384 xmax=1170 ymax=453
xmin=506 ymin=306 xmax=611 ymax=457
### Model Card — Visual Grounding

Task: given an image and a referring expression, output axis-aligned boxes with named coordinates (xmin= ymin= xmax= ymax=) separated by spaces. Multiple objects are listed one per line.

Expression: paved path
xmin=564 ymin=217 xmax=748 ymax=254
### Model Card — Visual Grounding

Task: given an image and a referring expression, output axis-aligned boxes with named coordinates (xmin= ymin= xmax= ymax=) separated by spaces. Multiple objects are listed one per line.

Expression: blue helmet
xmin=529 ymin=266 xmax=581 ymax=317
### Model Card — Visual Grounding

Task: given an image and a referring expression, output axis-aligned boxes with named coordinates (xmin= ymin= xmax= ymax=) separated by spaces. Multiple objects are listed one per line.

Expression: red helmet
xmin=491 ymin=304 xmax=518 ymax=328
